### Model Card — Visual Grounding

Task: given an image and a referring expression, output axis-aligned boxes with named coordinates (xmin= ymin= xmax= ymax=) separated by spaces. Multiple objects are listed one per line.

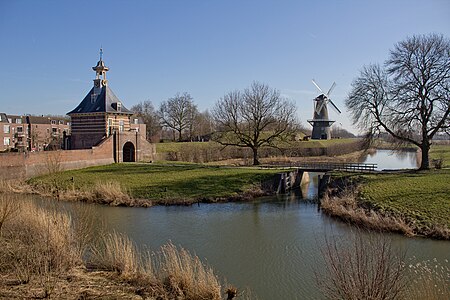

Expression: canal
xmin=22 ymin=150 xmax=450 ymax=299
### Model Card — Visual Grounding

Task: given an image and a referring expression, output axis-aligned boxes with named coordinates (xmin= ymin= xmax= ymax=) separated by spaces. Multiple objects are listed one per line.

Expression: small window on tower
xmin=117 ymin=102 xmax=122 ymax=111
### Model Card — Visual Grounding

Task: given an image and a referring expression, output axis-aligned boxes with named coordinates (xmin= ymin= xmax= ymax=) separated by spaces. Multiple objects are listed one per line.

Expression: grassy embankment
xmin=156 ymin=138 xmax=363 ymax=164
xmin=322 ymin=144 xmax=450 ymax=239
xmin=0 ymin=195 xmax=237 ymax=299
xmin=26 ymin=163 xmax=283 ymax=206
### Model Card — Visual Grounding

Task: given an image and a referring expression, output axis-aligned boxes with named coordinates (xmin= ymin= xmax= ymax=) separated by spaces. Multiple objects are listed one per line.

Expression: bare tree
xmin=130 ymin=100 xmax=161 ymax=142
xmin=191 ymin=110 xmax=215 ymax=141
xmin=316 ymin=230 xmax=407 ymax=300
xmin=159 ymin=93 xmax=198 ymax=141
xmin=346 ymin=34 xmax=450 ymax=170
xmin=213 ymin=82 xmax=298 ymax=165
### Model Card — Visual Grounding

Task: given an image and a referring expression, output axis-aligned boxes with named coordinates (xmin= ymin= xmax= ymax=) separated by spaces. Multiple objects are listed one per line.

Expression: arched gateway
xmin=123 ymin=141 xmax=135 ymax=162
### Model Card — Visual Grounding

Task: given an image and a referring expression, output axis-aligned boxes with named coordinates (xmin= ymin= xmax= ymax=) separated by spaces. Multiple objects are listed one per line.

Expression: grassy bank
xmin=430 ymin=144 xmax=450 ymax=168
xmin=27 ymin=163 xmax=282 ymax=206
xmin=323 ymin=169 xmax=450 ymax=239
xmin=156 ymin=139 xmax=363 ymax=163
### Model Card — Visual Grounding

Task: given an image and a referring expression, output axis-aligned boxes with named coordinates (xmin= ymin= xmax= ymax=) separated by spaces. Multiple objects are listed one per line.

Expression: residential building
xmin=0 ymin=113 xmax=69 ymax=152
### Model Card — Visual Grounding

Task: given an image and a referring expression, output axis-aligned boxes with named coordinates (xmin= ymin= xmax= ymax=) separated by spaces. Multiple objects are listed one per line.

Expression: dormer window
xmin=117 ymin=102 xmax=122 ymax=112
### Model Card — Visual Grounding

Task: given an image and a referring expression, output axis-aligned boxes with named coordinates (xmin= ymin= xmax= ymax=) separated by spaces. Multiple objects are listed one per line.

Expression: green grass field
xmin=28 ymin=163 xmax=282 ymax=201
xmin=358 ymin=169 xmax=450 ymax=230
xmin=430 ymin=144 xmax=450 ymax=168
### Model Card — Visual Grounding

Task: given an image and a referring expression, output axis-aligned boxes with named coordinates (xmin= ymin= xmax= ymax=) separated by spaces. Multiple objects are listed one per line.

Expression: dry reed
xmin=321 ymin=191 xmax=414 ymax=236
xmin=0 ymin=196 xmax=81 ymax=292
xmin=156 ymin=243 xmax=222 ymax=299
xmin=90 ymin=232 xmax=222 ymax=299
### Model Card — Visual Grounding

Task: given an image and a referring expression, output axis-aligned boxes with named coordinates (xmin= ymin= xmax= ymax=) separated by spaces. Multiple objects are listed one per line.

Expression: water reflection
xmin=360 ymin=149 xmax=418 ymax=170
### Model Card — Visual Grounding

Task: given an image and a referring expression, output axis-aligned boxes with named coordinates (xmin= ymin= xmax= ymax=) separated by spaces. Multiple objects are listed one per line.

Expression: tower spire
xmin=92 ymin=48 xmax=109 ymax=88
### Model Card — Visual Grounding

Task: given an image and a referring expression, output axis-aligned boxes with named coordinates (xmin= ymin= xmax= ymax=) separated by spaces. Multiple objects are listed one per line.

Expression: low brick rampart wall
xmin=0 ymin=137 xmax=115 ymax=180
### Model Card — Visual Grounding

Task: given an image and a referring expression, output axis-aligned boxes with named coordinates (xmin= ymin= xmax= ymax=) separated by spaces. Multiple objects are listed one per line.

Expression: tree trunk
xmin=419 ymin=141 xmax=430 ymax=170
xmin=177 ymin=129 xmax=182 ymax=142
xmin=252 ymin=147 xmax=260 ymax=165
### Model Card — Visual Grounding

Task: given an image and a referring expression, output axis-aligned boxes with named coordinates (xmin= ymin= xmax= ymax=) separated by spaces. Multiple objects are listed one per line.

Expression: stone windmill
xmin=307 ymin=80 xmax=341 ymax=140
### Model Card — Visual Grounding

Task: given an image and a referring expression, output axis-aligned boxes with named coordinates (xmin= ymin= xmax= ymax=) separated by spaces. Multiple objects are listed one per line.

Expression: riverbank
xmin=0 ymin=195 xmax=233 ymax=299
xmin=322 ymin=169 xmax=450 ymax=239
xmin=21 ymin=163 xmax=283 ymax=206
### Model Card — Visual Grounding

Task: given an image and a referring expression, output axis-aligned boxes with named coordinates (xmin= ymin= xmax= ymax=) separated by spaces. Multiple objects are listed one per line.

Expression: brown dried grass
xmin=0 ymin=196 xmax=82 ymax=290
xmin=321 ymin=191 xmax=414 ymax=236
xmin=90 ymin=232 xmax=222 ymax=300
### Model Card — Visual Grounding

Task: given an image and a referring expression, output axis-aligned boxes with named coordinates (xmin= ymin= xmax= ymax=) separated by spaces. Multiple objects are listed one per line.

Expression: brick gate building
xmin=67 ymin=50 xmax=154 ymax=162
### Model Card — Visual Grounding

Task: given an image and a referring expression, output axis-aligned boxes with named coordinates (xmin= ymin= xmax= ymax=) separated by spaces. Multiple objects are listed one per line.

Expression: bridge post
xmin=318 ymin=174 xmax=331 ymax=199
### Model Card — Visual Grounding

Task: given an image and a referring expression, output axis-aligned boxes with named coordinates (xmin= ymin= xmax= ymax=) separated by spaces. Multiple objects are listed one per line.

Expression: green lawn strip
xmin=429 ymin=144 xmax=450 ymax=168
xmin=28 ymin=163 xmax=282 ymax=201
xmin=357 ymin=170 xmax=450 ymax=230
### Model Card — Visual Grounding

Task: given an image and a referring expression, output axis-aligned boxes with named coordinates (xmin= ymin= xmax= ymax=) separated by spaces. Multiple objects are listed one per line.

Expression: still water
xmin=361 ymin=149 xmax=418 ymax=170
xmin=28 ymin=150 xmax=449 ymax=299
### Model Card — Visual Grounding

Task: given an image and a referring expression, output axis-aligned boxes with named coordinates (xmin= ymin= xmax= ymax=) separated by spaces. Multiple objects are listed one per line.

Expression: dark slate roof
xmin=26 ymin=116 xmax=51 ymax=124
xmin=67 ymin=86 xmax=133 ymax=115
xmin=0 ymin=113 xmax=8 ymax=123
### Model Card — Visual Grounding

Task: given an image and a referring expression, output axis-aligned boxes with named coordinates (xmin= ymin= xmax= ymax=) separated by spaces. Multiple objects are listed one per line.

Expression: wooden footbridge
xmin=265 ymin=162 xmax=378 ymax=195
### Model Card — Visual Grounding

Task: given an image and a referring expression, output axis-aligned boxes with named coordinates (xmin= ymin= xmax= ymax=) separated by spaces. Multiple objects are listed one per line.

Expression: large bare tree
xmin=159 ymin=92 xmax=198 ymax=141
xmin=130 ymin=100 xmax=161 ymax=142
xmin=213 ymin=82 xmax=297 ymax=165
xmin=346 ymin=34 xmax=450 ymax=170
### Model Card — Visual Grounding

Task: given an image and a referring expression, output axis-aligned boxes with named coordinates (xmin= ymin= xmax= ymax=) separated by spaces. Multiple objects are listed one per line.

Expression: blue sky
xmin=0 ymin=0 xmax=449 ymax=133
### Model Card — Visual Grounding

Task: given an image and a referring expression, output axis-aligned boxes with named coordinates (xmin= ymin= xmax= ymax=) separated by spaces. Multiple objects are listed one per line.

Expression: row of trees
xmin=131 ymin=82 xmax=299 ymax=165
xmin=131 ymin=95 xmax=214 ymax=143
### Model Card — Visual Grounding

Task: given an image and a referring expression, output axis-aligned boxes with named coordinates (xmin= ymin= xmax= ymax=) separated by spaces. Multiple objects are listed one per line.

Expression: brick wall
xmin=0 ymin=137 xmax=113 ymax=180
xmin=0 ymin=134 xmax=156 ymax=180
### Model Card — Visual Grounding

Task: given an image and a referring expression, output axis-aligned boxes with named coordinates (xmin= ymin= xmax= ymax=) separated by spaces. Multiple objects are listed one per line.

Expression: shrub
xmin=316 ymin=230 xmax=407 ymax=300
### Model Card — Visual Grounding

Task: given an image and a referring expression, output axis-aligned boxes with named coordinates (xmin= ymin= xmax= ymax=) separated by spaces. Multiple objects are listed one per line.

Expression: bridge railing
xmin=295 ymin=162 xmax=377 ymax=172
